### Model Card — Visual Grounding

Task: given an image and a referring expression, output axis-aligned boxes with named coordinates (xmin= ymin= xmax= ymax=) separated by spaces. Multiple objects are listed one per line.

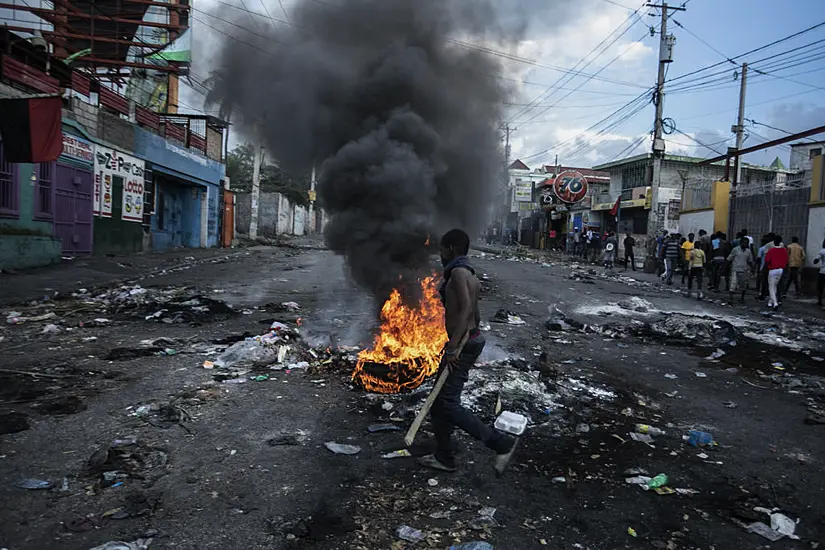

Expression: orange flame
xmin=352 ymin=276 xmax=448 ymax=393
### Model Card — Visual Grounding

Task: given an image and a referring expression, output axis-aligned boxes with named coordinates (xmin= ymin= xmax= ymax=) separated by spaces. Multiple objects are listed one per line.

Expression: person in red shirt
xmin=764 ymin=235 xmax=789 ymax=309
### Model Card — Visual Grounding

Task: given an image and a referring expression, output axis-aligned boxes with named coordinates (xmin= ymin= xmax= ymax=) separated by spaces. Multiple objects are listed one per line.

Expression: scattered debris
xmin=705 ymin=348 xmax=726 ymax=360
xmin=16 ymin=478 xmax=53 ymax=490
xmin=367 ymin=423 xmax=401 ymax=433
xmin=324 ymin=442 xmax=361 ymax=455
xmin=381 ymin=449 xmax=412 ymax=459
xmin=491 ymin=309 xmax=526 ymax=325
xmin=395 ymin=525 xmax=426 ymax=543
xmin=686 ymin=430 xmax=714 ymax=447
xmin=88 ymin=539 xmax=153 ymax=550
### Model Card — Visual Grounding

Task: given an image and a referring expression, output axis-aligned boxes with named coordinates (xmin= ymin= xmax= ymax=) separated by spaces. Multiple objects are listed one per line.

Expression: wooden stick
xmin=404 ymin=331 xmax=470 ymax=447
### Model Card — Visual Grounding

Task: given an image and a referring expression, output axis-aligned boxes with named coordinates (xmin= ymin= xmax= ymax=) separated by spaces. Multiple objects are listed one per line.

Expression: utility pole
xmin=249 ymin=145 xmax=263 ymax=240
xmin=645 ymin=1 xmax=684 ymax=270
xmin=732 ymin=63 xmax=749 ymax=185
xmin=501 ymin=123 xmax=516 ymax=241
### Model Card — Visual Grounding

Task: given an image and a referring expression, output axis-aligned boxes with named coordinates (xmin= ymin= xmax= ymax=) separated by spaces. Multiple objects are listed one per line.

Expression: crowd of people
xmin=564 ymin=225 xmax=825 ymax=310
xmin=567 ymin=227 xmax=637 ymax=271
xmin=654 ymin=228 xmax=822 ymax=310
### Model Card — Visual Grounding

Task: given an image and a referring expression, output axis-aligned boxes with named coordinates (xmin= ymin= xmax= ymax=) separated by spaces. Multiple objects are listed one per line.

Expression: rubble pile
xmin=74 ymin=285 xmax=238 ymax=324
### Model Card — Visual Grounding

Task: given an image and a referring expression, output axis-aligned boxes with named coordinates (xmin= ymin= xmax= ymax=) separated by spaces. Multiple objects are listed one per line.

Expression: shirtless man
xmin=418 ymin=229 xmax=516 ymax=474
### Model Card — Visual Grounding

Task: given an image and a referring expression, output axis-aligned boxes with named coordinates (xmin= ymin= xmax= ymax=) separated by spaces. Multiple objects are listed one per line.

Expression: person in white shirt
xmin=814 ymin=238 xmax=825 ymax=308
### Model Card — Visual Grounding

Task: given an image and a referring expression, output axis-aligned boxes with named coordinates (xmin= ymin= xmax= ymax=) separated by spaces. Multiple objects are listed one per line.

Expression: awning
xmin=150 ymin=163 xmax=210 ymax=187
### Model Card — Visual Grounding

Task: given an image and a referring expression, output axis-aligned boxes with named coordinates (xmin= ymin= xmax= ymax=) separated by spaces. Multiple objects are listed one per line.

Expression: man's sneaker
xmin=418 ymin=454 xmax=457 ymax=472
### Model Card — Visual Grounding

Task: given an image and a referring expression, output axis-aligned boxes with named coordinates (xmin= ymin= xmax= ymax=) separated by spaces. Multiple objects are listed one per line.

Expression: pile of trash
xmin=203 ymin=318 xmax=349 ymax=383
xmin=86 ymin=438 xmax=169 ymax=489
xmin=646 ymin=314 xmax=739 ymax=346
xmin=490 ymin=309 xmax=526 ymax=326
xmin=462 ymin=361 xmax=561 ymax=422
xmin=75 ymin=285 xmax=238 ymax=324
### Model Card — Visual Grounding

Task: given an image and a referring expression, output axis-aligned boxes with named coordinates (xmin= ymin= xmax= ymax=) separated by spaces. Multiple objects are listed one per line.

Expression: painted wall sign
xmin=61 ymin=133 xmax=94 ymax=164
xmin=552 ymin=170 xmax=589 ymax=204
xmin=513 ymin=179 xmax=533 ymax=202
xmin=94 ymin=145 xmax=146 ymax=222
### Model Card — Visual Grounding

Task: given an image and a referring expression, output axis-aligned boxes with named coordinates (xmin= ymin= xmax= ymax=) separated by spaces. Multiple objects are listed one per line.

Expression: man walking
xmin=603 ymin=232 xmax=618 ymax=269
xmin=709 ymin=232 xmax=731 ymax=291
xmin=623 ymin=232 xmax=636 ymax=271
xmin=786 ymin=236 xmax=805 ymax=297
xmin=655 ymin=230 xmax=668 ymax=276
xmin=663 ymin=234 xmax=680 ymax=285
xmin=756 ymin=233 xmax=776 ymax=301
xmin=419 ymin=229 xmax=516 ymax=474
xmin=687 ymin=242 xmax=707 ymax=299
xmin=728 ymin=237 xmax=754 ymax=303
xmin=681 ymin=233 xmax=695 ymax=285
xmin=764 ymin=235 xmax=788 ymax=310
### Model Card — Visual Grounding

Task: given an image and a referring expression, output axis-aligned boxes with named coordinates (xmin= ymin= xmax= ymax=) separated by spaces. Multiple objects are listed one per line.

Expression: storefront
xmin=132 ymin=127 xmax=224 ymax=251
xmin=92 ymin=144 xmax=151 ymax=255
xmin=591 ymin=196 xmax=651 ymax=235
xmin=54 ymin=130 xmax=94 ymax=256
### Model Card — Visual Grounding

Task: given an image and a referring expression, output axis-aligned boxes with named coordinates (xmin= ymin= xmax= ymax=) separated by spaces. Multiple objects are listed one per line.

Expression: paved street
xmin=1 ymin=241 xmax=824 ymax=549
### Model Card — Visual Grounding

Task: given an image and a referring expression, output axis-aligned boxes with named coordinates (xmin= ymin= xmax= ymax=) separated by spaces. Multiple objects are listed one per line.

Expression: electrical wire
xmin=672 ymin=128 xmax=725 ymax=156
xmin=508 ymin=2 xmax=648 ymax=123
xmin=666 ymin=19 xmax=825 ymax=83
xmin=519 ymin=90 xmax=652 ymax=162
xmin=516 ymin=27 xmax=652 ymax=126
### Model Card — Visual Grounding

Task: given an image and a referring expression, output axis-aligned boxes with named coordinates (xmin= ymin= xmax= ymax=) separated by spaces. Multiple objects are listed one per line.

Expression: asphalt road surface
xmin=0 ymin=241 xmax=823 ymax=549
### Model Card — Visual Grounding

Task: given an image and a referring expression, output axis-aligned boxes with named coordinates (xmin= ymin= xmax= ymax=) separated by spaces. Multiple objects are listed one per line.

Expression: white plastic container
xmin=494 ymin=411 xmax=528 ymax=436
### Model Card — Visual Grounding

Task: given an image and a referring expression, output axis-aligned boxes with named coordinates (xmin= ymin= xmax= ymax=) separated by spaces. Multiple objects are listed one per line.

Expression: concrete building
xmin=593 ymin=153 xmax=796 ymax=243
xmin=790 ymin=141 xmax=824 ymax=171
xmin=0 ymin=28 xmax=228 ymax=269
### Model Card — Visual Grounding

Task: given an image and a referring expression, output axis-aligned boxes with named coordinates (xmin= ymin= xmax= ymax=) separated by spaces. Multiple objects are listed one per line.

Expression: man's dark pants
xmin=624 ymin=250 xmax=635 ymax=270
xmin=431 ymin=333 xmax=501 ymax=467
xmin=786 ymin=266 xmax=801 ymax=295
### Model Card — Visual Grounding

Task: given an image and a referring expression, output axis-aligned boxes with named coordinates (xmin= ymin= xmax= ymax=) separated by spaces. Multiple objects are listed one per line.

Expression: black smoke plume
xmin=206 ymin=0 xmax=526 ymax=300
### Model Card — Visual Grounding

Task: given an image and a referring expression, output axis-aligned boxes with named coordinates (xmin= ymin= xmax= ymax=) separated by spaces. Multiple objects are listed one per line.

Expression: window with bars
xmin=0 ymin=141 xmax=19 ymax=217
xmin=34 ymin=162 xmax=54 ymax=219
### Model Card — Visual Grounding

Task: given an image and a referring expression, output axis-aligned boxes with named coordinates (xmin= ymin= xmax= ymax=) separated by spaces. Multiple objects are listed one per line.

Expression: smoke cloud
xmin=206 ymin=0 xmax=530 ymax=300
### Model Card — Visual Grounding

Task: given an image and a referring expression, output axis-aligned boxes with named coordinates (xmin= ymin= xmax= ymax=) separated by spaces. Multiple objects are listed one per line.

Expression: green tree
xmin=225 ymin=144 xmax=311 ymax=207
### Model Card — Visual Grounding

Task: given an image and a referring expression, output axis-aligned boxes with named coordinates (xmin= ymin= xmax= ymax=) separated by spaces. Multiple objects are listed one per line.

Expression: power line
xmin=671 ymin=19 xmax=735 ymax=65
xmin=518 ymin=90 xmax=652 ymax=162
xmin=673 ymin=128 xmax=726 ymax=156
xmin=517 ymin=27 xmax=652 ymax=126
xmin=666 ymin=19 xmax=825 ymax=83
xmin=508 ymin=2 xmax=648 ymax=123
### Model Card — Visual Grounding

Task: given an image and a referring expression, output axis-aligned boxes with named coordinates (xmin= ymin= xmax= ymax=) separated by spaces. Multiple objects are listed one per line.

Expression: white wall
xmin=679 ymin=210 xmax=714 ymax=237
xmin=806 ymin=205 xmax=825 ymax=266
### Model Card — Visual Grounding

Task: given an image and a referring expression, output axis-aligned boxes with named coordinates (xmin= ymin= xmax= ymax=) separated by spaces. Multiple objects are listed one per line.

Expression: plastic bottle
xmin=686 ymin=430 xmax=714 ymax=447
xmin=450 ymin=543 xmax=495 ymax=550
xmin=642 ymin=474 xmax=669 ymax=491
xmin=635 ymin=424 xmax=665 ymax=436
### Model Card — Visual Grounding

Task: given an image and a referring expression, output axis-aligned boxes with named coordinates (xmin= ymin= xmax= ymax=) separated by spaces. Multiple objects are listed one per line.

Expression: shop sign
xmin=514 ymin=179 xmax=533 ymax=202
xmin=552 ymin=170 xmax=589 ymax=203
xmin=61 ymin=133 xmax=94 ymax=163
xmin=94 ymin=145 xmax=145 ymax=222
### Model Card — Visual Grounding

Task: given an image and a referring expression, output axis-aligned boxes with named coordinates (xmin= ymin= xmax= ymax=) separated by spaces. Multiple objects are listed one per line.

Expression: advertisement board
xmin=94 ymin=145 xmax=146 ymax=222
xmin=513 ymin=179 xmax=533 ymax=202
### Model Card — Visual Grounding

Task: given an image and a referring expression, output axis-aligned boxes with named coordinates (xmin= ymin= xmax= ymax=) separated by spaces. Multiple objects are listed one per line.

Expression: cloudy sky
xmin=4 ymin=0 xmax=819 ymax=169
xmin=179 ymin=0 xmax=824 ymax=169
